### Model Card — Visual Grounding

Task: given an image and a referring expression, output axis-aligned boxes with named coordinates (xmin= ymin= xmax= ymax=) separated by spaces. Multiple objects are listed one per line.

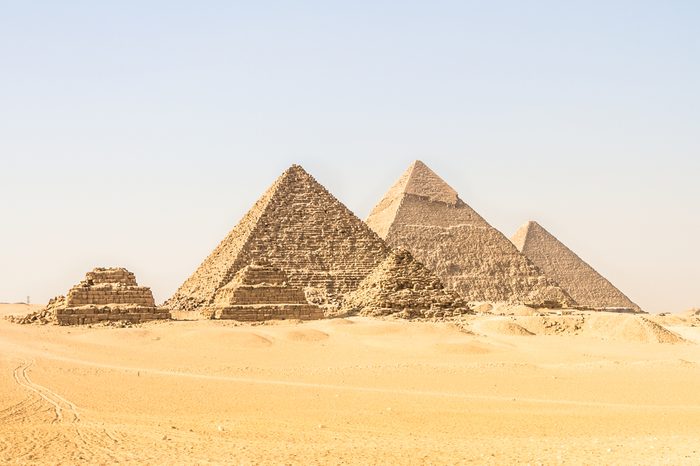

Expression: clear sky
xmin=1 ymin=1 xmax=698 ymax=312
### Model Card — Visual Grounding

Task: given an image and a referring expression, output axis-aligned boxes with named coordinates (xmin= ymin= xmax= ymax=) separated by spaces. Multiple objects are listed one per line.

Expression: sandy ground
xmin=1 ymin=305 xmax=700 ymax=464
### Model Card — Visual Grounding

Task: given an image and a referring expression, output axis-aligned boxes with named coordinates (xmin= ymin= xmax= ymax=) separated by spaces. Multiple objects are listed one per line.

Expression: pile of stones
xmin=342 ymin=248 xmax=471 ymax=319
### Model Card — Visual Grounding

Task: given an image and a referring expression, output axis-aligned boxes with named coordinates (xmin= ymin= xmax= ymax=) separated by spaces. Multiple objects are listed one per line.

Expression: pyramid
xmin=342 ymin=248 xmax=470 ymax=318
xmin=511 ymin=221 xmax=643 ymax=312
xmin=167 ymin=165 xmax=390 ymax=311
xmin=51 ymin=268 xmax=170 ymax=325
xmin=365 ymin=161 xmax=574 ymax=307
xmin=205 ymin=261 xmax=324 ymax=321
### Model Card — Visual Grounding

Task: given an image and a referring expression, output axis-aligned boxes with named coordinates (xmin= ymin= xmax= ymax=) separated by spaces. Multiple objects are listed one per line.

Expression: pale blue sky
xmin=1 ymin=1 xmax=698 ymax=312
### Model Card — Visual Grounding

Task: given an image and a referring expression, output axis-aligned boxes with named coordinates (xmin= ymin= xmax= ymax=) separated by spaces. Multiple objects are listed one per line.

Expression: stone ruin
xmin=511 ymin=221 xmax=643 ymax=313
xmin=51 ymin=268 xmax=170 ymax=325
xmin=365 ymin=160 xmax=575 ymax=308
xmin=167 ymin=164 xmax=391 ymax=313
xmin=203 ymin=261 xmax=324 ymax=321
xmin=341 ymin=248 xmax=471 ymax=319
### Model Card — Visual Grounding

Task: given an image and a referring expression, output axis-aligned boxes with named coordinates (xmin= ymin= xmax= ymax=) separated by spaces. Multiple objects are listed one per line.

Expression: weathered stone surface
xmin=342 ymin=248 xmax=471 ymax=319
xmin=51 ymin=268 xmax=169 ymax=325
xmin=167 ymin=165 xmax=390 ymax=311
xmin=365 ymin=161 xmax=574 ymax=308
xmin=65 ymin=268 xmax=155 ymax=307
xmin=203 ymin=262 xmax=324 ymax=321
xmin=214 ymin=263 xmax=308 ymax=306
xmin=511 ymin=221 xmax=643 ymax=313
xmin=214 ymin=304 xmax=323 ymax=321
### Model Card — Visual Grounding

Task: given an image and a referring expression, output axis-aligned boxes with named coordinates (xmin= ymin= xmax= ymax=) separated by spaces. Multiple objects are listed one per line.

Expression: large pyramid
xmin=511 ymin=221 xmax=642 ymax=312
xmin=365 ymin=161 xmax=574 ymax=307
xmin=167 ymin=165 xmax=390 ymax=311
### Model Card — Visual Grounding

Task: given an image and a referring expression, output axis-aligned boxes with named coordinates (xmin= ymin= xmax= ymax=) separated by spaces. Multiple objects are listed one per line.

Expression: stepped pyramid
xmin=366 ymin=161 xmax=574 ymax=307
xmin=511 ymin=221 xmax=642 ymax=312
xmin=52 ymin=268 xmax=170 ymax=325
xmin=342 ymin=248 xmax=470 ymax=318
xmin=206 ymin=261 xmax=325 ymax=321
xmin=167 ymin=165 xmax=390 ymax=311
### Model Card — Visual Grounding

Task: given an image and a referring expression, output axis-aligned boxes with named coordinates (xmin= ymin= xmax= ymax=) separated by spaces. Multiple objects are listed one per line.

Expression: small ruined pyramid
xmin=167 ymin=165 xmax=390 ymax=311
xmin=208 ymin=261 xmax=324 ymax=321
xmin=342 ymin=248 xmax=470 ymax=318
xmin=51 ymin=268 xmax=169 ymax=325
xmin=511 ymin=221 xmax=643 ymax=312
xmin=366 ymin=161 xmax=574 ymax=307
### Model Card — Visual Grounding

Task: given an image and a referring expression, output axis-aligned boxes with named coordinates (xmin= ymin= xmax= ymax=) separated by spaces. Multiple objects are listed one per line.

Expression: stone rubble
xmin=5 ymin=307 xmax=56 ymax=325
xmin=342 ymin=248 xmax=471 ymax=319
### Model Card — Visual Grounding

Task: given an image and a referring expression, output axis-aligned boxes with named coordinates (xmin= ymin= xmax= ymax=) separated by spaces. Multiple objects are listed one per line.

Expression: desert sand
xmin=2 ymin=304 xmax=700 ymax=464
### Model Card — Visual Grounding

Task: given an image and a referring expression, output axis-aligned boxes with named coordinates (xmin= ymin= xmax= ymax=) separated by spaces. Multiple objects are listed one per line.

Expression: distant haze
xmin=1 ymin=2 xmax=698 ymax=313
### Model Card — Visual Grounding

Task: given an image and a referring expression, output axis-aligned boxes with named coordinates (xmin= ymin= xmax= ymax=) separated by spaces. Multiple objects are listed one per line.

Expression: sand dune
xmin=468 ymin=313 xmax=687 ymax=344
xmin=471 ymin=319 xmax=535 ymax=336
xmin=2 ymin=306 xmax=700 ymax=464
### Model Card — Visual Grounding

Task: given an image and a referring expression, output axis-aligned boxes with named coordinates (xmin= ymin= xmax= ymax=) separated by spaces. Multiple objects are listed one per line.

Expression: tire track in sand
xmin=4 ymin=359 xmax=121 ymax=464
xmin=11 ymin=360 xmax=79 ymax=423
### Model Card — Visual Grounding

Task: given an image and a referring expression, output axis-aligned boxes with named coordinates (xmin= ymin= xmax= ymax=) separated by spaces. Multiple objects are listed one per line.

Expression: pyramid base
xmin=572 ymin=305 xmax=645 ymax=314
xmin=208 ymin=304 xmax=325 ymax=321
xmin=356 ymin=306 xmax=471 ymax=319
xmin=55 ymin=305 xmax=171 ymax=325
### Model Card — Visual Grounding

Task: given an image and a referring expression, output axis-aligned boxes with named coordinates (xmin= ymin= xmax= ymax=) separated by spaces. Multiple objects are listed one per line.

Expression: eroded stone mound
xmin=204 ymin=262 xmax=324 ymax=321
xmin=52 ymin=268 xmax=169 ymax=325
xmin=6 ymin=306 xmax=56 ymax=325
xmin=341 ymin=248 xmax=471 ymax=319
xmin=365 ymin=161 xmax=574 ymax=308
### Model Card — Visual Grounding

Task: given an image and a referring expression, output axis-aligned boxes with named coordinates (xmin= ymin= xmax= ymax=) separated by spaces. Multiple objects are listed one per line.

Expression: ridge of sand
xmin=470 ymin=312 xmax=686 ymax=344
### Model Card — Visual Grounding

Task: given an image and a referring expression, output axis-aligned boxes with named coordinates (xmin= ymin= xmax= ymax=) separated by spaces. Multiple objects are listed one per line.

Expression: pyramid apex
xmin=521 ymin=220 xmax=542 ymax=233
xmin=286 ymin=163 xmax=307 ymax=173
xmin=511 ymin=220 xmax=541 ymax=252
xmin=520 ymin=220 xmax=545 ymax=232
xmin=278 ymin=164 xmax=317 ymax=183
xmin=400 ymin=160 xmax=459 ymax=205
